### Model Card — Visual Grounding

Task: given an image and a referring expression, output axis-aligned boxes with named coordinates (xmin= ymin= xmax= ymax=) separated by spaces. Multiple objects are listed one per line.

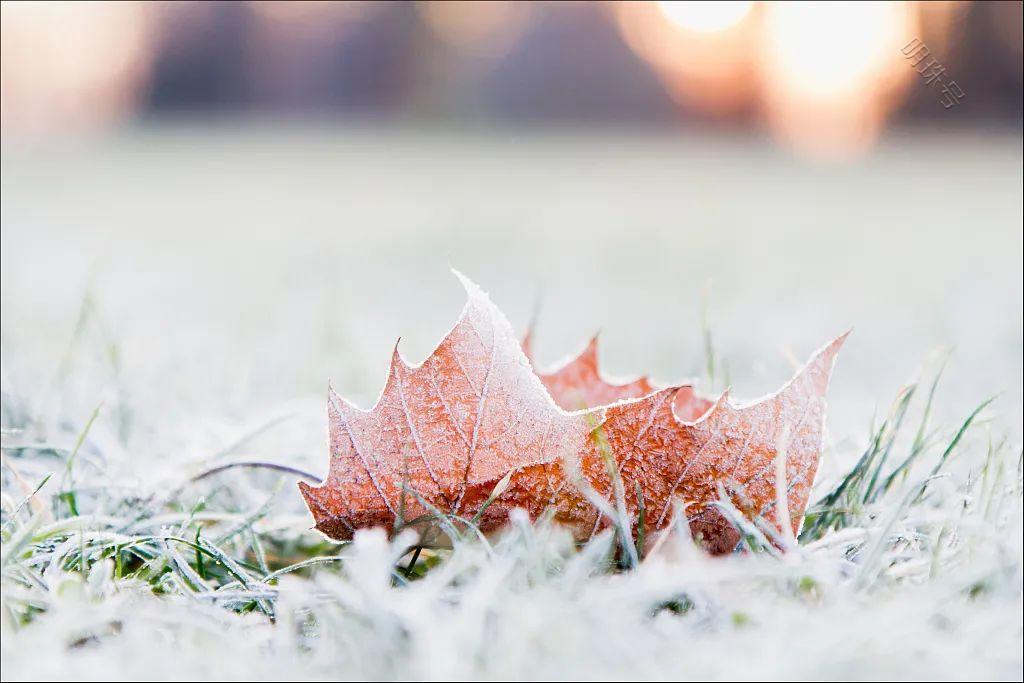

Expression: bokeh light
xmin=616 ymin=1 xmax=756 ymax=115
xmin=1 ymin=1 xmax=153 ymax=135
xmin=655 ymin=1 xmax=754 ymax=34
xmin=1 ymin=0 xmax=1021 ymax=162
xmin=758 ymin=1 xmax=916 ymax=160
xmin=418 ymin=1 xmax=531 ymax=59
xmin=762 ymin=1 xmax=910 ymax=97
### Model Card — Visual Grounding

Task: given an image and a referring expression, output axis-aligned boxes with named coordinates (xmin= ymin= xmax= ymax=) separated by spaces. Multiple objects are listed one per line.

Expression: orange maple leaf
xmin=523 ymin=331 xmax=716 ymax=420
xmin=299 ymin=272 xmax=845 ymax=553
xmin=524 ymin=333 xmax=656 ymax=410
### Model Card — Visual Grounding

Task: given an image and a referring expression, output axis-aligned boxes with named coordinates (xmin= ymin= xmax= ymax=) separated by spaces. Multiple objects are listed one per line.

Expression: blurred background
xmin=1 ymin=2 xmax=1021 ymax=478
xmin=2 ymin=1 xmax=1022 ymax=150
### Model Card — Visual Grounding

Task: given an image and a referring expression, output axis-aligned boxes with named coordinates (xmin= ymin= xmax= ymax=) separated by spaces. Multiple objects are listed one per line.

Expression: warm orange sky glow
xmin=761 ymin=1 xmax=911 ymax=98
xmin=615 ymin=1 xmax=925 ymax=159
xmin=616 ymin=1 xmax=756 ymax=115
xmin=758 ymin=1 xmax=916 ymax=160
xmin=1 ymin=1 xmax=153 ymax=134
xmin=655 ymin=1 xmax=755 ymax=34
xmin=1 ymin=0 xmax=1015 ymax=163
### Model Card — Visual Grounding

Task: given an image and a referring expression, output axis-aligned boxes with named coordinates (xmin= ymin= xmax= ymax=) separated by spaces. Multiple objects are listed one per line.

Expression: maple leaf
xmin=299 ymin=272 xmax=591 ymax=541
xmin=523 ymin=331 xmax=715 ymax=418
xmin=300 ymin=272 xmax=845 ymax=553
xmin=523 ymin=333 xmax=656 ymax=410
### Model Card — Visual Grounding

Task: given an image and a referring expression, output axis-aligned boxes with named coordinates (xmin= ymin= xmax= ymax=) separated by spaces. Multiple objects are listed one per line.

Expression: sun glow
xmin=1 ymin=2 xmax=153 ymax=134
xmin=762 ymin=1 xmax=909 ymax=98
xmin=617 ymin=1 xmax=756 ymax=114
xmin=655 ymin=1 xmax=754 ymax=34
xmin=758 ymin=1 xmax=915 ymax=160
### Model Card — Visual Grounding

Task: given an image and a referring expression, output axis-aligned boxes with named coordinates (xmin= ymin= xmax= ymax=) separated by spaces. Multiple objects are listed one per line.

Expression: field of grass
xmin=2 ymin=126 xmax=1022 ymax=680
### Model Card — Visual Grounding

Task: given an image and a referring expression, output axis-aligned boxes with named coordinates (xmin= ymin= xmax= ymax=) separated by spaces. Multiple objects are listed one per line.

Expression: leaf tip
xmin=390 ymin=338 xmax=410 ymax=371
xmin=714 ymin=387 xmax=732 ymax=411
xmin=806 ymin=330 xmax=850 ymax=377
xmin=297 ymin=480 xmax=324 ymax=517
xmin=583 ymin=333 xmax=600 ymax=360
xmin=450 ymin=267 xmax=483 ymax=299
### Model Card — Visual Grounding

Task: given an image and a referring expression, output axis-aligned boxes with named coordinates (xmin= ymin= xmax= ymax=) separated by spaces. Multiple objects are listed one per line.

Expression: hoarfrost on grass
xmin=2 ymin=319 xmax=1021 ymax=681
xmin=2 ymin=129 xmax=1022 ymax=680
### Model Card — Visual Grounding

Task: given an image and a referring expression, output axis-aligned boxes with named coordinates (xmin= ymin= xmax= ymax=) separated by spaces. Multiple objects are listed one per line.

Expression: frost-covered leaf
xmin=300 ymin=272 xmax=845 ymax=553
xmin=299 ymin=272 xmax=591 ymax=540
xmin=523 ymin=333 xmax=656 ymax=410
xmin=523 ymin=331 xmax=716 ymax=423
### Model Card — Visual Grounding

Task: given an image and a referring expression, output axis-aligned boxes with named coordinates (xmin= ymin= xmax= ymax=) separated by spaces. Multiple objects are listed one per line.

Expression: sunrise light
xmin=655 ymin=1 xmax=755 ymax=34
xmin=758 ymin=1 xmax=916 ymax=160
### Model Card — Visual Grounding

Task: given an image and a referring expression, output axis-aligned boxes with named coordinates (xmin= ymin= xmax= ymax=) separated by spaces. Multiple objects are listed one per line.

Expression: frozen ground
xmin=1 ymin=125 xmax=1022 ymax=680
